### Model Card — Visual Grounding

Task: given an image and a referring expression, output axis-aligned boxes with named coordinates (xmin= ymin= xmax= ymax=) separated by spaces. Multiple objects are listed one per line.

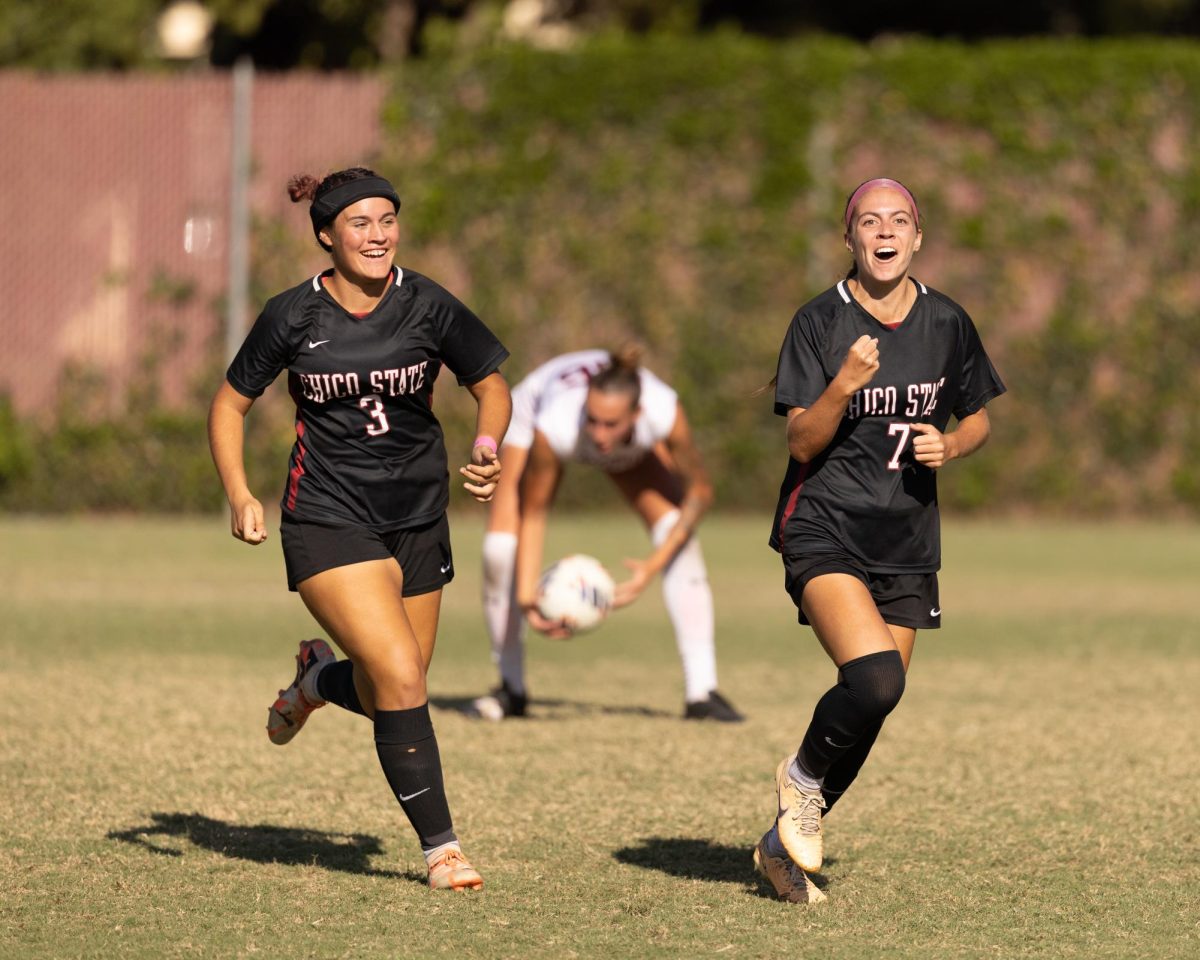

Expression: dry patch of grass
xmin=2 ymin=515 xmax=1198 ymax=959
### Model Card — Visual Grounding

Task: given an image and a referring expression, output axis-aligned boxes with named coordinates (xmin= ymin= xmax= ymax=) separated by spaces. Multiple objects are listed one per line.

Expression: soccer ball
xmin=536 ymin=554 xmax=615 ymax=634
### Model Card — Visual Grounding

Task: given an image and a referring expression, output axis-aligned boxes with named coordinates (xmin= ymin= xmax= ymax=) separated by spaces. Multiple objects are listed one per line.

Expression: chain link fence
xmin=0 ymin=70 xmax=387 ymax=417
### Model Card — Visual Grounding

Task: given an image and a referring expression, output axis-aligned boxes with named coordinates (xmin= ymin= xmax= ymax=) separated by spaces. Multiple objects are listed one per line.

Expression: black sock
xmin=315 ymin=660 xmax=367 ymax=717
xmin=821 ymin=718 xmax=882 ymax=815
xmin=374 ymin=704 xmax=456 ymax=851
xmin=797 ymin=649 xmax=905 ymax=780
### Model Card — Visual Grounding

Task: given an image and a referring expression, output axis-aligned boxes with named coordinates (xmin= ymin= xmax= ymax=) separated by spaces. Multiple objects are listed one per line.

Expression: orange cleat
xmin=266 ymin=639 xmax=336 ymax=745
xmin=427 ymin=847 xmax=484 ymax=891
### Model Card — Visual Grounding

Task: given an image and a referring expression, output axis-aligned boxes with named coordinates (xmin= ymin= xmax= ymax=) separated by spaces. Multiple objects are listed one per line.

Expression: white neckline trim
xmin=311 ymin=266 xmax=404 ymax=292
xmin=838 ymin=277 xmax=926 ymax=301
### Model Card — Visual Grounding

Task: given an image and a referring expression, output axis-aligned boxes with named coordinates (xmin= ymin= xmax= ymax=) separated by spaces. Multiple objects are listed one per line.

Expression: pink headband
xmin=844 ymin=178 xmax=920 ymax=231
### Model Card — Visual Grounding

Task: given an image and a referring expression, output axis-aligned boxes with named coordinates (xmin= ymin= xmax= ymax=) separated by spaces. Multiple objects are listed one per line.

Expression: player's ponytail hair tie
xmin=289 ymin=167 xmax=401 ymax=244
xmin=610 ymin=340 xmax=644 ymax=372
xmin=844 ymin=178 xmax=920 ymax=231
xmin=592 ymin=341 xmax=644 ymax=407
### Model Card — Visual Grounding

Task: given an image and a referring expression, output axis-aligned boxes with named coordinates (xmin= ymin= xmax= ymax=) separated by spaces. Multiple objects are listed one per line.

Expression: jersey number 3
xmin=886 ymin=423 xmax=912 ymax=471
xmin=359 ymin=396 xmax=391 ymax=436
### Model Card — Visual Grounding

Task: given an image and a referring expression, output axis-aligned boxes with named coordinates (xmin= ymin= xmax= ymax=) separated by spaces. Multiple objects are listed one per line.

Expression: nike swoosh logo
xmin=930 ymin=607 xmax=941 ymax=617
xmin=440 ymin=562 xmax=452 ymax=574
xmin=308 ymin=339 xmax=331 ymax=349
xmin=399 ymin=787 xmax=430 ymax=802
xmin=824 ymin=736 xmax=851 ymax=748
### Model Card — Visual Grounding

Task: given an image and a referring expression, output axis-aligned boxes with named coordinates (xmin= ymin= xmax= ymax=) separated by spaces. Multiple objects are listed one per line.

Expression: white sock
xmin=299 ymin=659 xmax=327 ymax=704
xmin=423 ymin=840 xmax=461 ymax=864
xmin=764 ymin=823 xmax=787 ymax=859
xmin=651 ymin=510 xmax=718 ymax=704
xmin=788 ymin=756 xmax=824 ymax=792
xmin=481 ymin=531 xmax=526 ymax=695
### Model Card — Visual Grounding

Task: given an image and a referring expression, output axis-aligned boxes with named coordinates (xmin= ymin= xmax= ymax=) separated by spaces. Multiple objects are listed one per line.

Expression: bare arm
xmin=459 ymin=371 xmax=512 ymax=502
xmin=613 ymin=407 xmax=713 ymax=607
xmin=787 ymin=333 xmax=880 ymax=463
xmin=910 ymin=407 xmax=991 ymax=470
xmin=207 ymin=380 xmax=267 ymax=544
xmin=514 ymin=430 xmax=569 ymax=636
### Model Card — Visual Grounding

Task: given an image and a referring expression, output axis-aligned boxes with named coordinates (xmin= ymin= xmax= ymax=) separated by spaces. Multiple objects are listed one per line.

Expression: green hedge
xmin=6 ymin=33 xmax=1200 ymax=514
xmin=378 ymin=33 xmax=1200 ymax=514
xmin=0 ymin=364 xmax=292 ymax=514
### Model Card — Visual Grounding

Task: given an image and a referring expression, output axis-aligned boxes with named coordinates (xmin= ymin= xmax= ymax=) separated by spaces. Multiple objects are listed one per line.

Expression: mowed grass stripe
xmin=1 ymin=515 xmax=1197 ymax=959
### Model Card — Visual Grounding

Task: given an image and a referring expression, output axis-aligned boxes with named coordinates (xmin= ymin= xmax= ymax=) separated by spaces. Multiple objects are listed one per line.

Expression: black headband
xmin=309 ymin=177 xmax=401 ymax=237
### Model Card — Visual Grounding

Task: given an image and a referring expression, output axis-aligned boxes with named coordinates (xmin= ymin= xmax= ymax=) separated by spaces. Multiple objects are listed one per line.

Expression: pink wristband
xmin=473 ymin=435 xmax=498 ymax=455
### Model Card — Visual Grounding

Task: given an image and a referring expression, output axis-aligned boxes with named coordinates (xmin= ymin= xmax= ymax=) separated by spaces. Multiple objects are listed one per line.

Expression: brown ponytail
xmin=752 ymin=375 xmax=777 ymax=398
xmin=287 ymin=174 xmax=321 ymax=203
xmin=591 ymin=342 xmax=644 ymax=408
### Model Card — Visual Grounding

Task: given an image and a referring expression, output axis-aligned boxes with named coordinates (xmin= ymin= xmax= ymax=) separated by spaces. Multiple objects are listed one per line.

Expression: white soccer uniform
xmin=481 ymin=351 xmax=719 ymax=711
xmin=507 ymin=350 xmax=679 ymax=471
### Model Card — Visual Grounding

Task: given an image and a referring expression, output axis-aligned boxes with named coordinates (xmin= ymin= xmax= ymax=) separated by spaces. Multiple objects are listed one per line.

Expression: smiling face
xmin=844 ymin=185 xmax=922 ymax=286
xmin=583 ymin=388 xmax=639 ymax=454
xmin=319 ymin=196 xmax=399 ymax=286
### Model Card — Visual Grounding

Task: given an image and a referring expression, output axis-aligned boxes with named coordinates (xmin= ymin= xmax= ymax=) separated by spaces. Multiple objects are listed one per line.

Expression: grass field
xmin=2 ymin=513 xmax=1198 ymax=959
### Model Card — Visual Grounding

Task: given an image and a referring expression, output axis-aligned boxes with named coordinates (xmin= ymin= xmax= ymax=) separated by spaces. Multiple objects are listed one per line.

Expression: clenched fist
xmin=837 ymin=334 xmax=880 ymax=393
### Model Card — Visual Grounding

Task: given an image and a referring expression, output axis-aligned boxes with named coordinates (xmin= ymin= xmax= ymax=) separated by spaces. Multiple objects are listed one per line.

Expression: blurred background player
xmin=208 ymin=166 xmax=511 ymax=891
xmin=752 ymin=178 xmax=1005 ymax=904
xmin=471 ymin=347 xmax=743 ymax=723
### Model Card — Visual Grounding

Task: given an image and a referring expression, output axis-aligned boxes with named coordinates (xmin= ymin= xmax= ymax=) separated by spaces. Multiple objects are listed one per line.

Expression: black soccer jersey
xmin=770 ymin=278 xmax=1005 ymax=572
xmin=227 ymin=267 xmax=508 ymax=531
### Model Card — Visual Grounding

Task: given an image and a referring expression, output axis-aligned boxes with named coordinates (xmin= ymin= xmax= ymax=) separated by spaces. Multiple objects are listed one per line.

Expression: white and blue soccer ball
xmin=537 ymin=554 xmax=615 ymax=634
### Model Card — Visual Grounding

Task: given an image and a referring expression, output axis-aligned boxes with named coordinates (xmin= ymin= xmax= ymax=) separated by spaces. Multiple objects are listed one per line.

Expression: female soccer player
xmin=753 ymin=178 xmax=1005 ymax=904
xmin=472 ymin=347 xmax=743 ymax=724
xmin=207 ymin=166 xmax=511 ymax=891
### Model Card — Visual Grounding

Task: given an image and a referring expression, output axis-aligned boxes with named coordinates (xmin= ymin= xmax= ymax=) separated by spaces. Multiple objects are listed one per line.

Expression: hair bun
xmin=610 ymin=341 xmax=644 ymax=371
xmin=287 ymin=174 xmax=321 ymax=203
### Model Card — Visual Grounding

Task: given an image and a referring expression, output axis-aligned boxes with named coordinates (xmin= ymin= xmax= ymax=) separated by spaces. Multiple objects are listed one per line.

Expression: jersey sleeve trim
xmin=954 ymin=382 xmax=1006 ymax=419
xmin=773 ymin=395 xmax=814 ymax=417
xmin=226 ymin=371 xmax=264 ymax=399
xmin=453 ymin=345 xmax=510 ymax=386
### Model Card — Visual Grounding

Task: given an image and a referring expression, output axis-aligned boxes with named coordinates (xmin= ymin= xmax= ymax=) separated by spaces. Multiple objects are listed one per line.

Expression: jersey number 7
xmin=886 ymin=423 xmax=911 ymax=471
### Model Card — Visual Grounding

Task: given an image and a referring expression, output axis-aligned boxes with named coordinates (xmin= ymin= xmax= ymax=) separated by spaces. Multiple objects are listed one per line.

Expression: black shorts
xmin=281 ymin=514 xmax=454 ymax=596
xmin=782 ymin=553 xmax=940 ymax=630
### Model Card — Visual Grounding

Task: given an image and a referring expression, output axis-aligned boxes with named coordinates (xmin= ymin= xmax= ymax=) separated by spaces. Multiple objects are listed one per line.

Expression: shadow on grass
xmin=613 ymin=837 xmax=831 ymax=900
xmin=107 ymin=813 xmax=421 ymax=882
xmin=431 ymin=694 xmax=674 ymax=720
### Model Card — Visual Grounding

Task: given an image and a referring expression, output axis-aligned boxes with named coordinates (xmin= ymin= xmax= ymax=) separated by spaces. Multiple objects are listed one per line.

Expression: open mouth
xmin=362 ymin=249 xmax=389 ymax=260
xmin=874 ymin=247 xmax=898 ymax=263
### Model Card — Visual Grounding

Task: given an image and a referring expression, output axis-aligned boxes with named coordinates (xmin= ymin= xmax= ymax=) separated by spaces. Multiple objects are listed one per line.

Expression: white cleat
xmin=775 ymin=756 xmax=826 ymax=873
xmin=753 ymin=834 xmax=827 ymax=904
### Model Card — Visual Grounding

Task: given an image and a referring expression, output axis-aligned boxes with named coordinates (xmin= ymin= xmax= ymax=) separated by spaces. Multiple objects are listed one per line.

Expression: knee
xmin=482 ymin=531 xmax=518 ymax=588
xmin=358 ymin=652 xmax=427 ymax=707
xmin=844 ymin=649 xmax=906 ymax=719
